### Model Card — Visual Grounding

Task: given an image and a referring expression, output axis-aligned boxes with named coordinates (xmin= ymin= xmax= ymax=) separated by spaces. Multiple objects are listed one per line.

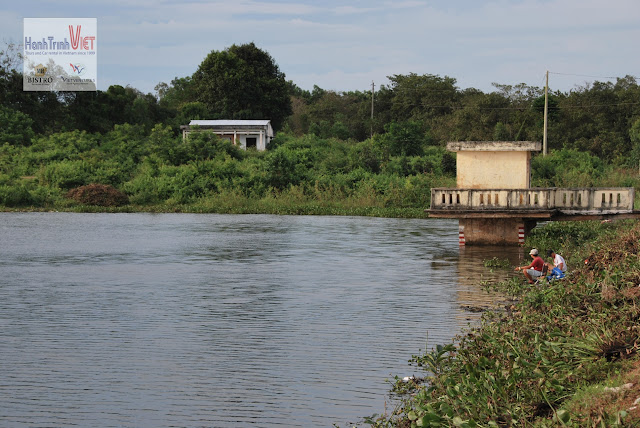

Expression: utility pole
xmin=371 ymin=81 xmax=375 ymax=139
xmin=543 ymin=70 xmax=549 ymax=156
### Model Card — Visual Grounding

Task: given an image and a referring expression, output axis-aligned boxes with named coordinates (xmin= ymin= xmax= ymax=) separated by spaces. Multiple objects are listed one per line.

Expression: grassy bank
xmin=0 ymin=204 xmax=430 ymax=219
xmin=0 ymin=191 xmax=431 ymax=218
xmin=372 ymin=220 xmax=640 ymax=427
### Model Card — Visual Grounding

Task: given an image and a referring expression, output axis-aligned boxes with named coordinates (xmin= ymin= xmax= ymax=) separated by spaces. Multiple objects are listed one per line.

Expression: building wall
xmin=456 ymin=151 xmax=530 ymax=189
xmin=183 ymin=129 xmax=270 ymax=151
xmin=236 ymin=133 xmax=269 ymax=151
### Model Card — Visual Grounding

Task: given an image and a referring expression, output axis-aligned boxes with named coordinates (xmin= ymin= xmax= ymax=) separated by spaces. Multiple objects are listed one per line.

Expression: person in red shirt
xmin=515 ymin=248 xmax=545 ymax=284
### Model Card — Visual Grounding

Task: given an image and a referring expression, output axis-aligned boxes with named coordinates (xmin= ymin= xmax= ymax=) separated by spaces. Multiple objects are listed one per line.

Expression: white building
xmin=180 ymin=120 xmax=274 ymax=151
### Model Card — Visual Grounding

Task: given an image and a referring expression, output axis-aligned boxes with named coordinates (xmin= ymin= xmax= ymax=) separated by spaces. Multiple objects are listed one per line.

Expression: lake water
xmin=0 ymin=213 xmax=524 ymax=427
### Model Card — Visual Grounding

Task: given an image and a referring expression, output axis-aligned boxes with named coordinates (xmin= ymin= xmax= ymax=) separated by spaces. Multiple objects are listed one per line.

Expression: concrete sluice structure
xmin=427 ymin=141 xmax=640 ymax=245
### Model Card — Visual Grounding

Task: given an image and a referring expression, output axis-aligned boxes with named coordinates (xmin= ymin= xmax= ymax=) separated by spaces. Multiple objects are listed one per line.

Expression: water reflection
xmin=455 ymin=246 xmax=526 ymax=322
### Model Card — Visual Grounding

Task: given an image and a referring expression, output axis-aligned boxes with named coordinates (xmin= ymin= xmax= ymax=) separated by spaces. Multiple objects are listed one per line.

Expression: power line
xmin=554 ymin=102 xmax=640 ymax=109
xmin=549 ymin=71 xmax=625 ymax=80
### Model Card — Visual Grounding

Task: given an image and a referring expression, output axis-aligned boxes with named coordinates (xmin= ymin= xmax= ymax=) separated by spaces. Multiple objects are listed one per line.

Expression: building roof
xmin=188 ymin=120 xmax=271 ymax=127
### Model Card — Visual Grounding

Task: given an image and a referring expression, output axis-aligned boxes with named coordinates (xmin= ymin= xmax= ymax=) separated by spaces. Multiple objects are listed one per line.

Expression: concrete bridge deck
xmin=428 ymin=187 xmax=638 ymax=219
xmin=427 ymin=187 xmax=640 ymax=244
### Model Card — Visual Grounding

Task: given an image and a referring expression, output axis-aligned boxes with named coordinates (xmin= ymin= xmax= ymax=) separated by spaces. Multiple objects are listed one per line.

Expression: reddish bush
xmin=66 ymin=183 xmax=129 ymax=207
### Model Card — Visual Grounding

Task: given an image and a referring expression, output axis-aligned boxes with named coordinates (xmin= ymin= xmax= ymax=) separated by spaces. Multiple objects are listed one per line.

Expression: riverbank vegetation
xmin=2 ymin=126 xmax=640 ymax=214
xmin=0 ymin=126 xmax=457 ymax=215
xmin=2 ymin=42 xmax=640 ymax=213
xmin=371 ymin=219 xmax=640 ymax=427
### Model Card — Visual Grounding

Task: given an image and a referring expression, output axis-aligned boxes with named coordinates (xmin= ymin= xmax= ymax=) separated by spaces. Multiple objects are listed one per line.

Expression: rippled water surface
xmin=0 ymin=213 xmax=523 ymax=427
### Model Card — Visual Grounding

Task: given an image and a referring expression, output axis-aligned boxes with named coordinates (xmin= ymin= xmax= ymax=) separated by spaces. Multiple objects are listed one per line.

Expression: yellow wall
xmin=456 ymin=151 xmax=530 ymax=189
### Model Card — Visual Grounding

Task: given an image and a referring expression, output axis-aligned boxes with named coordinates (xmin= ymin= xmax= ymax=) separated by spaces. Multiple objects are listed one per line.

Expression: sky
xmin=2 ymin=0 xmax=639 ymax=96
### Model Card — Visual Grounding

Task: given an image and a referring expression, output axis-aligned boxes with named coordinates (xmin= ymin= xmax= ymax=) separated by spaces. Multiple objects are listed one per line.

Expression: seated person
xmin=545 ymin=249 xmax=567 ymax=281
xmin=546 ymin=249 xmax=566 ymax=272
xmin=515 ymin=248 xmax=545 ymax=284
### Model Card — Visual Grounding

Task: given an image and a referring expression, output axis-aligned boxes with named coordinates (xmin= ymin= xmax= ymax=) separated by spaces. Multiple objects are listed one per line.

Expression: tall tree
xmin=155 ymin=76 xmax=197 ymax=110
xmin=388 ymin=73 xmax=459 ymax=122
xmin=192 ymin=43 xmax=292 ymax=131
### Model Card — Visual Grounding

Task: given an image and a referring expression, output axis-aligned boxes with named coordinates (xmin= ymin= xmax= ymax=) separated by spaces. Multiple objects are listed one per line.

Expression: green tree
xmin=629 ymin=117 xmax=640 ymax=167
xmin=554 ymin=77 xmax=640 ymax=160
xmin=383 ymin=121 xmax=426 ymax=156
xmin=0 ymin=105 xmax=35 ymax=146
xmin=155 ymin=76 xmax=197 ymax=110
xmin=192 ymin=43 xmax=292 ymax=131
xmin=446 ymin=90 xmax=511 ymax=141
xmin=388 ymin=73 xmax=459 ymax=122
xmin=302 ymin=89 xmax=372 ymax=140
xmin=176 ymin=101 xmax=211 ymax=126
xmin=493 ymin=122 xmax=510 ymax=140
xmin=491 ymin=83 xmax=542 ymax=141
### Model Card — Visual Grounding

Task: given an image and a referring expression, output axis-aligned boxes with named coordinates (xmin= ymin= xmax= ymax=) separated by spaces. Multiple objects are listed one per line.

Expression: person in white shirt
xmin=546 ymin=250 xmax=566 ymax=273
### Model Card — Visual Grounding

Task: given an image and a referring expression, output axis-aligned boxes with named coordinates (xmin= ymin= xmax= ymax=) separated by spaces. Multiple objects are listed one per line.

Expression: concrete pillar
xmin=459 ymin=218 xmax=537 ymax=245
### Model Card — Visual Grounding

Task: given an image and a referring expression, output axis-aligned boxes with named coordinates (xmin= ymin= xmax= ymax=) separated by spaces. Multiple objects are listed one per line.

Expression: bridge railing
xmin=430 ymin=187 xmax=635 ymax=213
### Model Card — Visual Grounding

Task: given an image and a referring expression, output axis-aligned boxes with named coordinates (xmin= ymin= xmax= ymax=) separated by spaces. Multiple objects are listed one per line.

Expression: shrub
xmin=349 ymin=138 xmax=386 ymax=173
xmin=441 ymin=152 xmax=456 ymax=176
xmin=184 ymin=131 xmax=244 ymax=162
xmin=532 ymin=149 xmax=605 ymax=187
xmin=0 ymin=184 xmax=34 ymax=206
xmin=41 ymin=159 xmax=93 ymax=189
xmin=0 ymin=105 xmax=35 ymax=146
xmin=383 ymin=121 xmax=426 ymax=156
xmin=264 ymin=146 xmax=309 ymax=190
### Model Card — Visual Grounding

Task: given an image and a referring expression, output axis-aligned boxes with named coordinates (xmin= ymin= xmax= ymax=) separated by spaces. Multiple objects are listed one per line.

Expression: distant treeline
xmin=2 ymin=42 xmax=640 ymax=162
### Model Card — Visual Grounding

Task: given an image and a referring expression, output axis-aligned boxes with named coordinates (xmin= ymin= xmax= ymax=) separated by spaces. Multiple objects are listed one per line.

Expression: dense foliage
xmin=0 ymin=123 xmax=457 ymax=213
